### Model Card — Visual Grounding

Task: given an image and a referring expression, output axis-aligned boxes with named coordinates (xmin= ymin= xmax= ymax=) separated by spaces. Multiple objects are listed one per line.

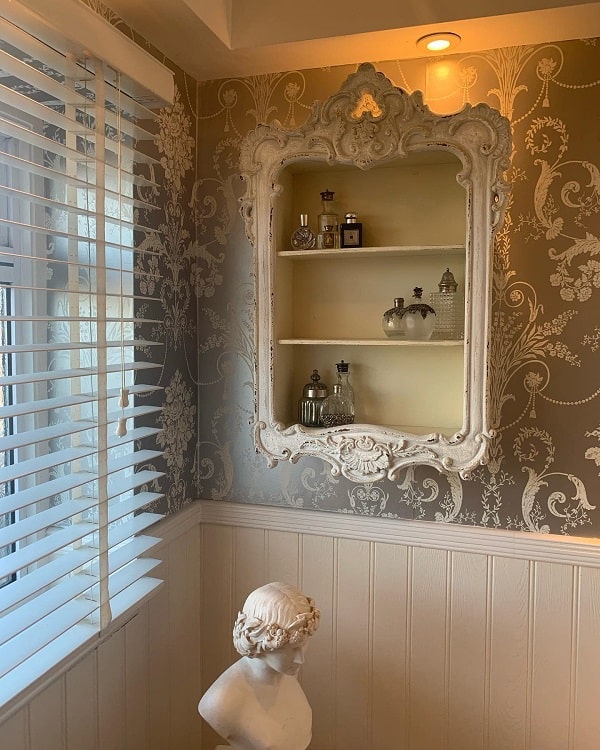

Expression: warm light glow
xmin=417 ymin=32 xmax=461 ymax=54
xmin=427 ymin=38 xmax=451 ymax=51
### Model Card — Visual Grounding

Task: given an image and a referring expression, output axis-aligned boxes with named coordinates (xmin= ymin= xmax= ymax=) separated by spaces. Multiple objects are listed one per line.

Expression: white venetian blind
xmin=0 ymin=5 xmax=172 ymax=708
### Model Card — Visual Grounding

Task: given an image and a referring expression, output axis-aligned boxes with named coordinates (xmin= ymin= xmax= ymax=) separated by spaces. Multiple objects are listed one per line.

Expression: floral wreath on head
xmin=232 ymin=597 xmax=320 ymax=657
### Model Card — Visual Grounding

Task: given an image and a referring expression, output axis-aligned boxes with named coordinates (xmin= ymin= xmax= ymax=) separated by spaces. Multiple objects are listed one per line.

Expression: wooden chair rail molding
xmin=195 ymin=500 xmax=600 ymax=567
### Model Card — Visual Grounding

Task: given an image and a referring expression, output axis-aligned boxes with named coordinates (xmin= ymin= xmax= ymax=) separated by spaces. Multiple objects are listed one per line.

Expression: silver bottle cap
xmin=438 ymin=267 xmax=458 ymax=293
xmin=302 ymin=370 xmax=328 ymax=399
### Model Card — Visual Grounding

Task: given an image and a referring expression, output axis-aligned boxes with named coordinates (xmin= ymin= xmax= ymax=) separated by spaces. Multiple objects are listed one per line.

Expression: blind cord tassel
xmin=116 ymin=388 xmax=129 ymax=436
xmin=116 ymin=416 xmax=128 ymax=437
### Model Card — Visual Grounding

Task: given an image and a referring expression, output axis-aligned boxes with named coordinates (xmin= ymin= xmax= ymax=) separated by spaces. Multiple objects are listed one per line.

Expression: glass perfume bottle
xmin=402 ymin=287 xmax=436 ymax=340
xmin=317 ymin=189 xmax=339 ymax=249
xmin=290 ymin=213 xmax=316 ymax=250
xmin=319 ymin=384 xmax=355 ymax=428
xmin=340 ymin=212 xmax=363 ymax=248
xmin=297 ymin=369 xmax=328 ymax=427
xmin=335 ymin=360 xmax=355 ymax=417
xmin=430 ymin=267 xmax=464 ymax=339
xmin=382 ymin=297 xmax=405 ymax=337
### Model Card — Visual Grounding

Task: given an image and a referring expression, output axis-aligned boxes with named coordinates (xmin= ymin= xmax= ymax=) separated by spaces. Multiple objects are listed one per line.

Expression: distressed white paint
xmin=1 ymin=500 xmax=599 ymax=750
xmin=239 ymin=62 xmax=512 ymax=481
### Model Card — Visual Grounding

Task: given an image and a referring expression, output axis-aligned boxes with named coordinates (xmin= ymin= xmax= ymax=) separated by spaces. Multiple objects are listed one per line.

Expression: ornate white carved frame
xmin=239 ymin=63 xmax=511 ymax=482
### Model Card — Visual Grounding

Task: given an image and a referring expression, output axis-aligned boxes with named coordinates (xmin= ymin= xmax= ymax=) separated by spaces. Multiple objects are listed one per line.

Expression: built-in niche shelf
xmin=239 ymin=62 xmax=511 ymax=482
xmin=278 ymin=244 xmax=466 ymax=259
xmin=278 ymin=339 xmax=464 ymax=346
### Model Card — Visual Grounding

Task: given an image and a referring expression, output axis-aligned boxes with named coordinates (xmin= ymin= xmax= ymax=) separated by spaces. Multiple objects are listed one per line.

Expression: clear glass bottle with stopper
xmin=319 ymin=383 xmax=355 ymax=427
xmin=317 ymin=189 xmax=339 ymax=249
xmin=430 ymin=267 xmax=464 ymax=339
xmin=290 ymin=213 xmax=316 ymax=250
xmin=335 ymin=360 xmax=355 ymax=418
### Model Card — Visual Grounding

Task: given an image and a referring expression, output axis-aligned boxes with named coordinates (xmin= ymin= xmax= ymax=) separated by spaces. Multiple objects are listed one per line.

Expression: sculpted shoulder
xmin=198 ymin=662 xmax=253 ymax=737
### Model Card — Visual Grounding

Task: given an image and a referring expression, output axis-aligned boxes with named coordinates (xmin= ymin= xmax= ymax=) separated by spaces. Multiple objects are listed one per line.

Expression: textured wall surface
xmin=86 ymin=1 xmax=600 ymax=536
xmin=192 ymin=43 xmax=600 ymax=536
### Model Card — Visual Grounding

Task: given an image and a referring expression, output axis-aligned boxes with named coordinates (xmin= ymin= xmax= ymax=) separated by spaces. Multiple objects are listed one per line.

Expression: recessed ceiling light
xmin=417 ymin=32 xmax=461 ymax=53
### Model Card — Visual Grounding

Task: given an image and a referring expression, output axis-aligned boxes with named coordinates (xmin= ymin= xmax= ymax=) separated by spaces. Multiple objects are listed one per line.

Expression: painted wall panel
xmin=233 ymin=526 xmax=267 ymax=612
xmin=300 ymin=533 xmax=336 ymax=750
xmin=335 ymin=538 xmax=371 ymax=750
xmin=371 ymin=542 xmax=409 ymax=750
xmin=66 ymin=651 xmax=98 ymax=750
xmin=487 ymin=556 xmax=530 ymax=750
xmin=148 ymin=558 xmax=171 ymax=750
xmin=573 ymin=567 xmax=600 ymax=750
xmin=169 ymin=527 xmax=203 ymax=749
xmin=447 ymin=551 xmax=488 ymax=750
xmin=266 ymin=530 xmax=300 ymax=585
xmin=200 ymin=523 xmax=235 ymax=750
xmin=0 ymin=708 xmax=27 ymax=750
xmin=125 ymin=609 xmax=149 ymax=750
xmin=409 ymin=547 xmax=448 ymax=750
xmin=529 ymin=562 xmax=573 ymax=750
xmin=29 ymin=679 xmax=65 ymax=750
xmin=98 ymin=627 xmax=126 ymax=750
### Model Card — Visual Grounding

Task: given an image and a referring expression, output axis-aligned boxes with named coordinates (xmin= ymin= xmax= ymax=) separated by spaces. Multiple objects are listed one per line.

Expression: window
xmin=0 ymin=4 xmax=172 ymax=708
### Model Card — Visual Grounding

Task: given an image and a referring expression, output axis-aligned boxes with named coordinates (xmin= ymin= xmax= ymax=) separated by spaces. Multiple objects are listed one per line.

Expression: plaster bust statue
xmin=198 ymin=581 xmax=320 ymax=750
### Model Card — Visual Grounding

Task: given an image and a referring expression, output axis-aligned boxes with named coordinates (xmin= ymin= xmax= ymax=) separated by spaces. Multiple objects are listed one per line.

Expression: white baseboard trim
xmin=197 ymin=499 xmax=600 ymax=568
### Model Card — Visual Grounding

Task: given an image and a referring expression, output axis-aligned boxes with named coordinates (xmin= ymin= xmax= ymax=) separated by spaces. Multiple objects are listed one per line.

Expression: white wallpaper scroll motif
xmin=83 ymin=0 xmax=600 ymax=536
xmin=192 ymin=43 xmax=600 ymax=535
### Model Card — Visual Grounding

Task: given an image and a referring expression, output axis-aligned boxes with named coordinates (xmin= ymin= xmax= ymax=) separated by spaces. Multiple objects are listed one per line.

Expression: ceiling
xmin=103 ymin=0 xmax=600 ymax=81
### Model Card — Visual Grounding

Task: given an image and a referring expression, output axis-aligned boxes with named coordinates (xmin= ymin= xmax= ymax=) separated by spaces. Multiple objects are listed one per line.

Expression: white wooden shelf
xmin=278 ymin=338 xmax=464 ymax=346
xmin=278 ymin=244 xmax=466 ymax=259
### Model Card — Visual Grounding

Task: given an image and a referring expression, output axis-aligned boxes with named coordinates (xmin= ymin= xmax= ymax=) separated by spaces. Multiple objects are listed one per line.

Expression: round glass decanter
xmin=382 ymin=296 xmax=405 ymax=337
xmin=290 ymin=213 xmax=316 ymax=250
xmin=319 ymin=383 xmax=355 ymax=427
xmin=401 ymin=287 xmax=436 ymax=340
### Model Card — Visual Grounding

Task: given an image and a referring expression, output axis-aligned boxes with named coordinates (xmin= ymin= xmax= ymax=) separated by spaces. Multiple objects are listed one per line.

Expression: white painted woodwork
xmin=125 ymin=607 xmax=150 ymax=750
xmin=239 ymin=62 xmax=512 ymax=481
xmin=574 ymin=567 xmax=600 ymax=749
xmin=98 ymin=626 xmax=126 ymax=750
xmin=198 ymin=501 xmax=600 ymax=750
xmin=30 ymin=679 xmax=64 ymax=750
xmin=65 ymin=651 xmax=98 ymax=750
xmin=1 ymin=500 xmax=599 ymax=750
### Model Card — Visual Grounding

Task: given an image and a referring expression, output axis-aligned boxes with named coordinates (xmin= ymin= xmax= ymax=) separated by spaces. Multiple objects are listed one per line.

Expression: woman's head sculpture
xmin=232 ymin=581 xmax=320 ymax=657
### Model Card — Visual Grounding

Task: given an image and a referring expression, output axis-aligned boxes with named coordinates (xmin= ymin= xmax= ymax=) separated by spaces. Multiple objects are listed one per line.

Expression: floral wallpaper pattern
xmin=85 ymin=1 xmax=600 ymax=537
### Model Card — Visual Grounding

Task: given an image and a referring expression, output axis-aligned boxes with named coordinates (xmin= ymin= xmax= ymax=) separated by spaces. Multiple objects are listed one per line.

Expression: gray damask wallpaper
xmin=85 ymin=2 xmax=600 ymax=537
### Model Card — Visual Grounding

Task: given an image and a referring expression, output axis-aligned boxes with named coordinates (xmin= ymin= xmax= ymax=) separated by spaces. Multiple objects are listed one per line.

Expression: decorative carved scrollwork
xmin=240 ymin=63 xmax=511 ymax=482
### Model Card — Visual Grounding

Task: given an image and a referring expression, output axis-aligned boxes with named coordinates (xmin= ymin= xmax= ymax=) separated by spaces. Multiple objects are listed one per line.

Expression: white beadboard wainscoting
xmin=1 ymin=500 xmax=599 ymax=750
xmin=198 ymin=501 xmax=600 ymax=750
